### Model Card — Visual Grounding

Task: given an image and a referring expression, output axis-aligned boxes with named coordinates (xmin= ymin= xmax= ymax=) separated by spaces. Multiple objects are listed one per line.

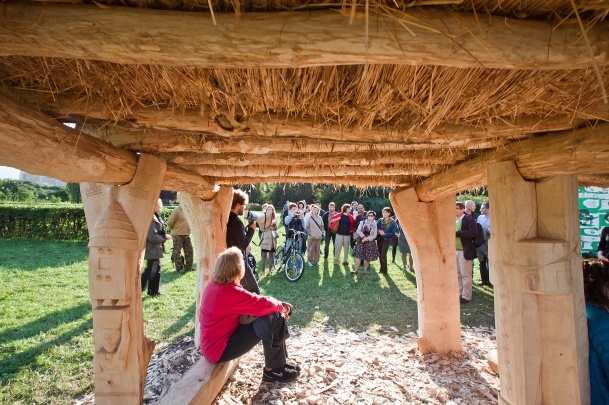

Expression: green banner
xmin=579 ymin=186 xmax=609 ymax=257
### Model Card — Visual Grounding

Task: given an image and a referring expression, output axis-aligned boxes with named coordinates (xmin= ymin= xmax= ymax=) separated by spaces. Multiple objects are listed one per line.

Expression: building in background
xmin=19 ymin=172 xmax=66 ymax=187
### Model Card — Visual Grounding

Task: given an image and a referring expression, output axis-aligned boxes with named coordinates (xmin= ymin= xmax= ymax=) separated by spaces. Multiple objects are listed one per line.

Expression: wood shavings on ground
xmin=141 ymin=326 xmax=499 ymax=404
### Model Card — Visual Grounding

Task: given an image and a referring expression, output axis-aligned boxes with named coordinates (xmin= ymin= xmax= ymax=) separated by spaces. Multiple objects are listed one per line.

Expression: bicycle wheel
xmin=285 ymin=251 xmax=304 ymax=282
xmin=273 ymin=246 xmax=285 ymax=272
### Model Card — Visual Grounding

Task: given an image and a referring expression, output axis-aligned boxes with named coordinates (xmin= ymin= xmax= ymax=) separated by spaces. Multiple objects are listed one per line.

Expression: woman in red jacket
xmin=199 ymin=247 xmax=299 ymax=383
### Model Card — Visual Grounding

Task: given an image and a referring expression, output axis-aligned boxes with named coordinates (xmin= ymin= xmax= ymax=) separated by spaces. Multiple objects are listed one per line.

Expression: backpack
xmin=473 ymin=222 xmax=485 ymax=248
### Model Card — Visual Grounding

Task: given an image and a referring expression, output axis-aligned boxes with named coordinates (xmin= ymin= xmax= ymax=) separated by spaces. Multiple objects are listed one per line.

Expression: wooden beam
xmin=162 ymin=150 xmax=468 ymax=167
xmin=0 ymin=92 xmax=137 ymax=184
xmin=212 ymin=175 xmax=413 ymax=187
xmin=0 ymin=3 xmax=606 ymax=70
xmin=8 ymin=90 xmax=588 ymax=146
xmin=157 ymin=358 xmax=239 ymax=405
xmin=415 ymin=124 xmax=609 ymax=201
xmin=194 ymin=164 xmax=439 ymax=178
xmin=0 ymin=93 xmax=215 ymax=197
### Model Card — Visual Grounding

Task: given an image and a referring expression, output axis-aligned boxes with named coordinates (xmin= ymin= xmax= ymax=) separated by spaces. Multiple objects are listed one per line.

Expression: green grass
xmin=0 ymin=236 xmax=494 ymax=404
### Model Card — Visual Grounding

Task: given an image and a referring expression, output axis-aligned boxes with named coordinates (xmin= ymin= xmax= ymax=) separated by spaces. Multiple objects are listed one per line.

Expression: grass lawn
xmin=0 ymin=234 xmax=494 ymax=404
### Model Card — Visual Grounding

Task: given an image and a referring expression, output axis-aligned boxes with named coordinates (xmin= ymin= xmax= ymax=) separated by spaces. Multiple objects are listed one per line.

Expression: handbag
xmin=330 ymin=220 xmax=339 ymax=234
xmin=272 ymin=230 xmax=279 ymax=239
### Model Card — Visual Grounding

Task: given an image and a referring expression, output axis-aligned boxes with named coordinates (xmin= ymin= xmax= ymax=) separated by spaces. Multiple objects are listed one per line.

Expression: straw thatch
xmin=0 ymin=0 xmax=607 ymax=194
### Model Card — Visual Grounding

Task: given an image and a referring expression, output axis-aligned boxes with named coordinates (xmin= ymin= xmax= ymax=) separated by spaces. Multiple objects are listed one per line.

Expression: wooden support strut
xmin=487 ymin=161 xmax=589 ymax=405
xmin=0 ymin=92 xmax=216 ymax=199
xmin=390 ymin=187 xmax=461 ymax=354
xmin=0 ymin=2 xmax=606 ymax=70
xmin=177 ymin=187 xmax=233 ymax=348
xmin=80 ymin=154 xmax=166 ymax=405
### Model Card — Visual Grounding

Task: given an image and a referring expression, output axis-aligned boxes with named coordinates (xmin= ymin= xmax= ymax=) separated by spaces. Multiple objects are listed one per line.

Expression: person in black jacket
xmin=226 ymin=189 xmax=260 ymax=294
xmin=322 ymin=202 xmax=337 ymax=260
xmin=598 ymin=226 xmax=609 ymax=262
xmin=456 ymin=202 xmax=478 ymax=304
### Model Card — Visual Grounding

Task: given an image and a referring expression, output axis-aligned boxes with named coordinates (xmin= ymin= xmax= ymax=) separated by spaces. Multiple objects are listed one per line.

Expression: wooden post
xmin=487 ymin=161 xmax=589 ymax=405
xmin=80 ymin=154 xmax=166 ymax=404
xmin=390 ymin=187 xmax=461 ymax=354
xmin=178 ymin=186 xmax=233 ymax=349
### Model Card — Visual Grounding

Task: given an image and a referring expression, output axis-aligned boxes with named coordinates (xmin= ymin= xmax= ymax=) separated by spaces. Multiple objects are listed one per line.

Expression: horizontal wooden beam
xmin=415 ymin=124 xmax=609 ymax=201
xmin=213 ymin=175 xmax=413 ymax=188
xmin=0 ymin=93 xmax=215 ymax=198
xmin=194 ymin=164 xmax=440 ymax=178
xmin=11 ymin=91 xmax=582 ymax=148
xmin=162 ymin=150 xmax=468 ymax=166
xmin=0 ymin=3 xmax=606 ymax=70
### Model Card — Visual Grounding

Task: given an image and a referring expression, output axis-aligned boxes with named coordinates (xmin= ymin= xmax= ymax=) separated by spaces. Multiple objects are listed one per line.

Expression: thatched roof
xmin=0 ymin=0 xmax=607 ymax=198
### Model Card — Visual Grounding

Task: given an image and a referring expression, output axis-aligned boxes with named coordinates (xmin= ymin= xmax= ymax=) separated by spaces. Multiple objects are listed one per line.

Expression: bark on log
xmin=0 ymin=92 xmax=137 ymax=184
xmin=0 ymin=3 xmax=606 ymax=70
xmin=162 ymin=150 xmax=467 ymax=167
xmin=194 ymin=164 xmax=440 ymax=178
xmin=415 ymin=124 xmax=609 ymax=201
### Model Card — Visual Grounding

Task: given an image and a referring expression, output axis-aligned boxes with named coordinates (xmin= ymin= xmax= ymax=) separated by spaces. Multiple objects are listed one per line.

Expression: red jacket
xmin=330 ymin=212 xmax=355 ymax=232
xmin=199 ymin=281 xmax=283 ymax=362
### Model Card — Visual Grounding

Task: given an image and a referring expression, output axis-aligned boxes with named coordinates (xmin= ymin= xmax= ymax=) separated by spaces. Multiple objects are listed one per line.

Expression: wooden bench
xmin=157 ymin=358 xmax=239 ymax=405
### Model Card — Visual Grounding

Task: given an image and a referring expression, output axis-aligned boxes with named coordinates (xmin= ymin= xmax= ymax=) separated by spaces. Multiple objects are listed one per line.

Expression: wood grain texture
xmin=416 ymin=123 xmax=609 ymax=201
xmin=0 ymin=3 xmax=606 ymax=70
xmin=487 ymin=162 xmax=589 ymax=405
xmin=390 ymin=187 xmax=461 ymax=354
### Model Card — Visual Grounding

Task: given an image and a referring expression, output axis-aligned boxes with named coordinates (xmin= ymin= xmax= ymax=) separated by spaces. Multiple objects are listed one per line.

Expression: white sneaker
xmin=308 ymin=262 xmax=313 ymax=266
xmin=315 ymin=262 xmax=321 ymax=266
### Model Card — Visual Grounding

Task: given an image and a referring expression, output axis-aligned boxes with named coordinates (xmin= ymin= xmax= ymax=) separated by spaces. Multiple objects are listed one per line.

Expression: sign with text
xmin=579 ymin=186 xmax=609 ymax=257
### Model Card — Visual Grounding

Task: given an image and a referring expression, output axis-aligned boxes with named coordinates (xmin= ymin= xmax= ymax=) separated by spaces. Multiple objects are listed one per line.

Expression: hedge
xmin=0 ymin=204 xmax=175 ymax=240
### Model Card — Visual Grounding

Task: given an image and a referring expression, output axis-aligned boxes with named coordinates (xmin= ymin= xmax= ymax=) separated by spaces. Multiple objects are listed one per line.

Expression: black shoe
xmin=262 ymin=366 xmax=298 ymax=383
xmin=264 ymin=363 xmax=301 ymax=374
xmin=149 ymin=292 xmax=162 ymax=297
xmin=459 ymin=297 xmax=470 ymax=304
xmin=178 ymin=269 xmax=185 ymax=274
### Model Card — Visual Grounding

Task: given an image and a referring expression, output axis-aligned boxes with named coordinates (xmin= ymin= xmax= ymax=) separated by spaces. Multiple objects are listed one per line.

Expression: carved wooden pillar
xmin=390 ymin=187 xmax=461 ymax=354
xmin=487 ymin=161 xmax=589 ymax=405
xmin=81 ymin=154 xmax=166 ymax=404
xmin=178 ymin=186 xmax=233 ymax=348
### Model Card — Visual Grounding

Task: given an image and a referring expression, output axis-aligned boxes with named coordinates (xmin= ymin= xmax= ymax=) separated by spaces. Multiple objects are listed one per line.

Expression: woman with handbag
xmin=351 ymin=211 xmax=380 ymax=275
xmin=331 ymin=204 xmax=355 ymax=265
xmin=305 ymin=205 xmax=324 ymax=266
xmin=259 ymin=204 xmax=279 ymax=276
xmin=376 ymin=207 xmax=397 ymax=275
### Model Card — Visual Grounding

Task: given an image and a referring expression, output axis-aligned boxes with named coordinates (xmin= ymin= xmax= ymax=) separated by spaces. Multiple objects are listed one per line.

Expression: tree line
xmin=0 ymin=179 xmax=81 ymax=203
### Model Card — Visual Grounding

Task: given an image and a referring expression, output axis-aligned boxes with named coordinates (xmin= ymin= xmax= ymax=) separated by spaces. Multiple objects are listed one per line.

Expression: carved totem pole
xmin=81 ymin=155 xmax=166 ymax=404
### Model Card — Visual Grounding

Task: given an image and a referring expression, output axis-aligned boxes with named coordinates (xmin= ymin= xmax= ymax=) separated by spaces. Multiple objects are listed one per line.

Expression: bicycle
xmin=273 ymin=230 xmax=306 ymax=282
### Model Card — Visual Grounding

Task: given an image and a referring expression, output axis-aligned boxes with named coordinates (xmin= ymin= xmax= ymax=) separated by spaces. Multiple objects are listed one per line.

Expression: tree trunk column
xmin=80 ymin=154 xmax=166 ymax=404
xmin=487 ymin=161 xmax=589 ymax=405
xmin=178 ymin=186 xmax=233 ymax=348
xmin=390 ymin=187 xmax=461 ymax=354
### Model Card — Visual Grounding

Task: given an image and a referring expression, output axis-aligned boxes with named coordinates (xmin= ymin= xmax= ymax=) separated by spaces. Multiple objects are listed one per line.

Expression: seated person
xmin=199 ymin=247 xmax=299 ymax=383
xmin=583 ymin=260 xmax=609 ymax=404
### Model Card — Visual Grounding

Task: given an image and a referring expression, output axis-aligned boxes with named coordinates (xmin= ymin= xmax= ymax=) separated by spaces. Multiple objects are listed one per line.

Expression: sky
xmin=0 ymin=166 xmax=20 ymax=180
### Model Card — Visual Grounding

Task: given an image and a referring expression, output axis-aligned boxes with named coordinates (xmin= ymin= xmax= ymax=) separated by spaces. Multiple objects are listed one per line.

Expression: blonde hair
xmin=213 ymin=247 xmax=245 ymax=284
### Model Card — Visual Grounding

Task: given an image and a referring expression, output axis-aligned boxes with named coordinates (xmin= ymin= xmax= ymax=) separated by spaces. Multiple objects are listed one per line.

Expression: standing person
xmin=284 ymin=203 xmax=306 ymax=254
xmin=297 ymin=201 xmax=307 ymax=253
xmin=322 ymin=202 xmax=337 ymax=261
xmin=259 ymin=204 xmax=279 ymax=276
xmin=305 ymin=205 xmax=324 ymax=266
xmin=597 ymin=226 xmax=609 ymax=262
xmin=226 ymin=189 xmax=260 ymax=295
xmin=331 ymin=204 xmax=355 ymax=265
xmin=465 ymin=200 xmax=478 ymax=219
xmin=351 ymin=211 xmax=379 ymax=275
xmin=142 ymin=198 xmax=172 ymax=297
xmin=166 ymin=203 xmax=194 ymax=274
xmin=456 ymin=202 xmax=478 ymax=304
xmin=199 ymin=247 xmax=299 ymax=383
xmin=376 ymin=207 xmax=396 ymax=275
xmin=352 ymin=204 xmax=366 ymax=250
xmin=397 ymin=219 xmax=414 ymax=273
xmin=351 ymin=201 xmax=358 ymax=215
xmin=476 ymin=202 xmax=492 ymax=287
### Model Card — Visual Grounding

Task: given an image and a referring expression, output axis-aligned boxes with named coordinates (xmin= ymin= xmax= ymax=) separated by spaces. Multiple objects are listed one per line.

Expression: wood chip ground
xmin=130 ymin=326 xmax=500 ymax=405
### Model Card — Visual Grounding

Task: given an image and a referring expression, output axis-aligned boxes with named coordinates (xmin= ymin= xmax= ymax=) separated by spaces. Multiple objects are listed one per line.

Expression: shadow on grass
xmin=161 ymin=301 xmax=196 ymax=339
xmin=257 ymin=256 xmax=418 ymax=334
xmin=0 ymin=302 xmax=92 ymax=382
xmin=0 ymin=239 xmax=89 ymax=271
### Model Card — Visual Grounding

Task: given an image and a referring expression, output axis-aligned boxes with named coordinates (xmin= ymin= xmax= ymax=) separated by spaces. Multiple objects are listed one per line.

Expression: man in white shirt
xmin=476 ymin=202 xmax=492 ymax=287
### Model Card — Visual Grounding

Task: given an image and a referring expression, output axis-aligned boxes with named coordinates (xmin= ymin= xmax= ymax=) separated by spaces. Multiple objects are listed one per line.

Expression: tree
xmin=66 ymin=183 xmax=82 ymax=203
